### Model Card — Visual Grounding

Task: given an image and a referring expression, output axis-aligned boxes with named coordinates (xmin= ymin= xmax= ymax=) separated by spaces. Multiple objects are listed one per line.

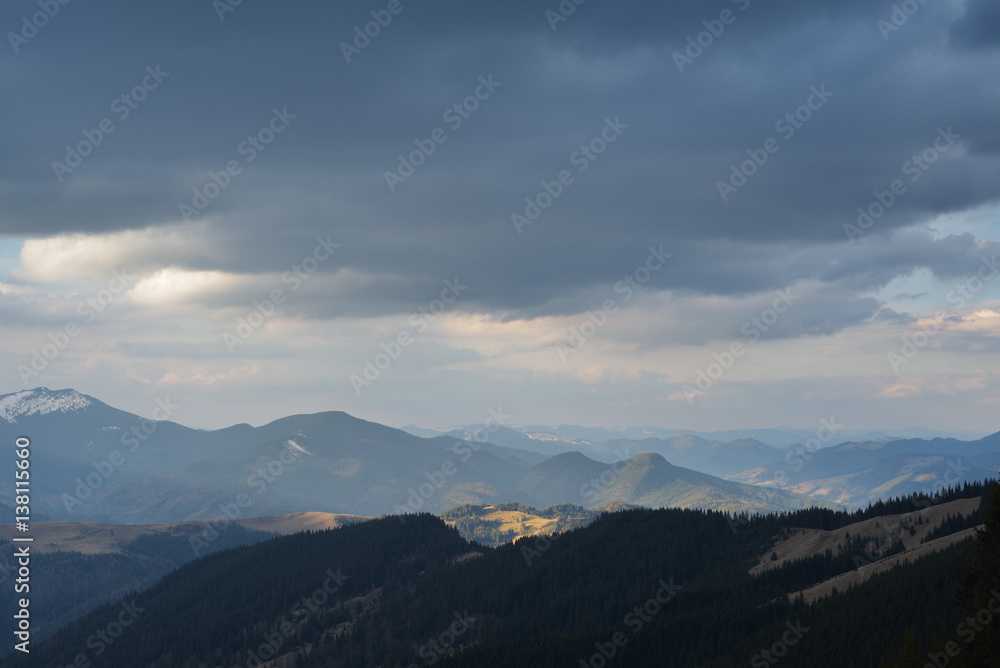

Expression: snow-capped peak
xmin=0 ymin=387 xmax=93 ymax=423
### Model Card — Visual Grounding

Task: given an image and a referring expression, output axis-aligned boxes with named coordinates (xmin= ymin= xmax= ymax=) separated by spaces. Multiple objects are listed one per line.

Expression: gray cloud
xmin=950 ymin=0 xmax=1000 ymax=50
xmin=1 ymin=0 xmax=1000 ymax=431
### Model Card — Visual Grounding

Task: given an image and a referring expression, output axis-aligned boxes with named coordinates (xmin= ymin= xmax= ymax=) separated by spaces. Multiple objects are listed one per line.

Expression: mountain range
xmin=405 ymin=422 xmax=990 ymax=450
xmin=1 ymin=388 xmax=998 ymax=524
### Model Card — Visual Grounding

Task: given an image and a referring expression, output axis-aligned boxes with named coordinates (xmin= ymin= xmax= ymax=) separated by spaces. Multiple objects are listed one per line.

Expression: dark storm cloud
xmin=950 ymin=0 xmax=1000 ymax=49
xmin=2 ymin=0 xmax=998 ymax=325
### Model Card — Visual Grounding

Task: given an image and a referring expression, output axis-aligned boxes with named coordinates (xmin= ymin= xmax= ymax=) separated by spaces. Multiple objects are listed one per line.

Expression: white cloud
xmin=129 ymin=268 xmax=248 ymax=307
xmin=12 ymin=226 xmax=211 ymax=284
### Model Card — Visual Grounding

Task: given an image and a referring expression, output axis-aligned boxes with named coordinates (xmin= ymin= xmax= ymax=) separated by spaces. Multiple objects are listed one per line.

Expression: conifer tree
xmin=954 ymin=482 xmax=1000 ymax=666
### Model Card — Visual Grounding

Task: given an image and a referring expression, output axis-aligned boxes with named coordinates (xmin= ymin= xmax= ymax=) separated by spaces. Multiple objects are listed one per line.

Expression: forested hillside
xmin=0 ymin=525 xmax=275 ymax=645
xmin=9 ymin=481 xmax=997 ymax=667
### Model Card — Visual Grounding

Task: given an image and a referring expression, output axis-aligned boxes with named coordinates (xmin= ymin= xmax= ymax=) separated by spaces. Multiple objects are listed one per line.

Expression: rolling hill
xmin=731 ymin=432 xmax=1000 ymax=507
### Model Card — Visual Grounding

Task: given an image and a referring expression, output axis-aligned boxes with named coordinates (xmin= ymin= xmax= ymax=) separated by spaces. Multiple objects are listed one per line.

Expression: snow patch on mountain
xmin=525 ymin=432 xmax=588 ymax=445
xmin=0 ymin=388 xmax=93 ymax=423
xmin=286 ymin=438 xmax=313 ymax=456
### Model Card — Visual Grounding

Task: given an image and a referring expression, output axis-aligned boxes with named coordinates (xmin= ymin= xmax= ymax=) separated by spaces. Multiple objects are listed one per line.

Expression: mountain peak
xmin=630 ymin=451 xmax=671 ymax=466
xmin=0 ymin=387 xmax=93 ymax=423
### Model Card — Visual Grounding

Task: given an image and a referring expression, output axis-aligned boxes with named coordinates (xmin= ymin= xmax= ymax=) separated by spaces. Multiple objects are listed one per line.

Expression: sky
xmin=1 ymin=0 xmax=999 ymax=433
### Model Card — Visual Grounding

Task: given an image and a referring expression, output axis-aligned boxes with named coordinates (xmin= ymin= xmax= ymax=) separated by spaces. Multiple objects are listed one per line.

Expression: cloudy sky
xmin=1 ymin=0 xmax=999 ymax=433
